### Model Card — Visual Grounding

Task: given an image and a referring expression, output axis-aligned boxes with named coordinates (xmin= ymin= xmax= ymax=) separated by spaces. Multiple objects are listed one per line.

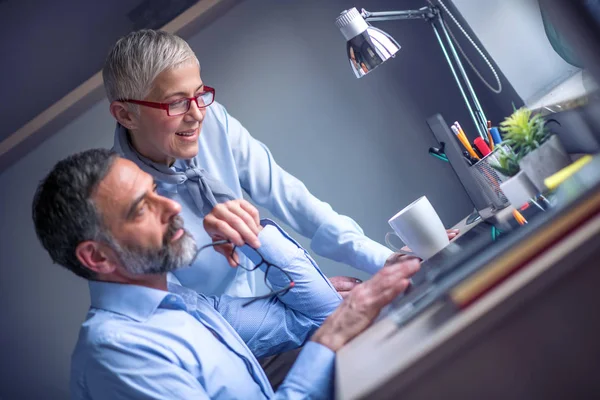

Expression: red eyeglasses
xmin=121 ymin=86 xmax=215 ymax=116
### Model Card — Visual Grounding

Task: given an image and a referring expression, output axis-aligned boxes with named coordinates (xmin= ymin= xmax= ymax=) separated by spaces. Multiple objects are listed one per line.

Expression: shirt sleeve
xmin=208 ymin=222 xmax=342 ymax=359
xmin=274 ymin=341 xmax=335 ymax=400
xmin=219 ymin=104 xmax=393 ymax=275
xmin=83 ymin=335 xmax=210 ymax=400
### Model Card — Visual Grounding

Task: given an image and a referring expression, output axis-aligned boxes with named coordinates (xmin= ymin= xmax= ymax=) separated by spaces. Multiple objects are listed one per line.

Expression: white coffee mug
xmin=385 ymin=196 xmax=449 ymax=260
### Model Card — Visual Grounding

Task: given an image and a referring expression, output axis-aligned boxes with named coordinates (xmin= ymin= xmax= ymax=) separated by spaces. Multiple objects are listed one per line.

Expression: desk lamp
xmin=335 ymin=3 xmax=496 ymax=140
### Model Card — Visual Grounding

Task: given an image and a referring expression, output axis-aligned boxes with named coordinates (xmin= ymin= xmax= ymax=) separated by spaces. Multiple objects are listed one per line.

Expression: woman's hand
xmin=203 ymin=199 xmax=262 ymax=267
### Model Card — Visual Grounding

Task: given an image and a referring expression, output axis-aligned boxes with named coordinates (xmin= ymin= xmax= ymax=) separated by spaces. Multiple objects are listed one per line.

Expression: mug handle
xmin=385 ymin=232 xmax=417 ymax=257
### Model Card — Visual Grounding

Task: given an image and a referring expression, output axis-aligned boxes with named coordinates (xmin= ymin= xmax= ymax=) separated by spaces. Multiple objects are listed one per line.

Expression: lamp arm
xmin=431 ymin=12 xmax=489 ymax=139
xmin=362 ymin=7 xmax=435 ymax=22
xmin=362 ymin=6 xmax=489 ymax=140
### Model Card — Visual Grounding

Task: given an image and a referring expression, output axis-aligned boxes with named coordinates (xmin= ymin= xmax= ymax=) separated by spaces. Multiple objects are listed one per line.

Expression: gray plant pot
xmin=499 ymin=171 xmax=538 ymax=208
xmin=519 ymin=134 xmax=570 ymax=191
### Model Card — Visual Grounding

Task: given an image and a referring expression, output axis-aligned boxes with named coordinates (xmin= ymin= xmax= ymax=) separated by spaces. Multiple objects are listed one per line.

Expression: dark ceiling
xmin=0 ymin=0 xmax=198 ymax=143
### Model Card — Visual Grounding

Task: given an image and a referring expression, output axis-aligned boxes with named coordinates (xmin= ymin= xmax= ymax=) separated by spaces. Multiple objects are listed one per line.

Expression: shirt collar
xmin=88 ymin=281 xmax=171 ymax=322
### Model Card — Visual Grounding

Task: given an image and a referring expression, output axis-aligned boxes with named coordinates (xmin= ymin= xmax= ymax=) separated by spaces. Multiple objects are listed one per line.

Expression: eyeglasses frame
xmin=193 ymin=239 xmax=295 ymax=307
xmin=121 ymin=86 xmax=216 ymax=116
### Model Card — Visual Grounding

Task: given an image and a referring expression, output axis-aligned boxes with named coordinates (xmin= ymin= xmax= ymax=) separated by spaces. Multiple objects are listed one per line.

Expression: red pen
xmin=474 ymin=137 xmax=491 ymax=157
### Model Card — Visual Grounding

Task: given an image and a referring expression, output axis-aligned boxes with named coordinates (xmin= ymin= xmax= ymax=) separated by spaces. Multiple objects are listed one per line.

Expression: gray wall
xmin=0 ymin=0 xmax=521 ymax=398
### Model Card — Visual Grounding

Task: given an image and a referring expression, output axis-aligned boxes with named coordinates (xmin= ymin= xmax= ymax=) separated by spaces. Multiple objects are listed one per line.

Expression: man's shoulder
xmin=74 ymin=301 xmax=210 ymax=350
xmin=71 ymin=309 xmax=182 ymax=365
xmin=70 ymin=311 xmax=132 ymax=381
xmin=69 ymin=310 xmax=184 ymax=394
xmin=75 ymin=310 xmax=140 ymax=351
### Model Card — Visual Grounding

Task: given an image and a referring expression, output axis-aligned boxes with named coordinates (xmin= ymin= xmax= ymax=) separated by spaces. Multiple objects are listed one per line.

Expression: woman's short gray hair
xmin=103 ymin=29 xmax=199 ymax=103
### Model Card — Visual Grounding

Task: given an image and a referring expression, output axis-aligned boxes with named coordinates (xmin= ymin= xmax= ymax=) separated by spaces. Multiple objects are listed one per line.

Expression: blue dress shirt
xmin=70 ymin=223 xmax=341 ymax=399
xmin=113 ymin=101 xmax=392 ymax=297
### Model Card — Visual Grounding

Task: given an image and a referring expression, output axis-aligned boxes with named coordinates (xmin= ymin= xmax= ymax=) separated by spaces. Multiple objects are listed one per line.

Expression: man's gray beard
xmin=103 ymin=217 xmax=198 ymax=275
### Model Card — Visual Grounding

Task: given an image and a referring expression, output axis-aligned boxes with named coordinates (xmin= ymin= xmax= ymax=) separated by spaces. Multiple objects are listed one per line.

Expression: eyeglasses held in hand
xmin=121 ymin=86 xmax=216 ymax=116
xmin=191 ymin=239 xmax=295 ymax=307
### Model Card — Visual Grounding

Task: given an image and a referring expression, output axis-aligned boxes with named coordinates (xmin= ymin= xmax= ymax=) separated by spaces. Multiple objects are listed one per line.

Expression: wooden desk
xmin=336 ymin=190 xmax=600 ymax=399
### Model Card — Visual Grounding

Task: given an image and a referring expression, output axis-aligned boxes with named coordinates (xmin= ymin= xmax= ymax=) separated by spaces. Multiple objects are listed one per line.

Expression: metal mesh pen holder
xmin=469 ymin=145 xmax=511 ymax=210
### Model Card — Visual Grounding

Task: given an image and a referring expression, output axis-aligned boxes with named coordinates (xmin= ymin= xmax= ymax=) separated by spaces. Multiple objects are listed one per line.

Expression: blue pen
xmin=490 ymin=127 xmax=502 ymax=145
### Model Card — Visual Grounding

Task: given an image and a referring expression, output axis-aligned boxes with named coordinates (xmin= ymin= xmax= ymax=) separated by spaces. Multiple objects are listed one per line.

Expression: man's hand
xmin=203 ymin=200 xmax=262 ymax=267
xmin=329 ymin=276 xmax=363 ymax=300
xmin=446 ymin=228 xmax=459 ymax=240
xmin=390 ymin=228 xmax=460 ymax=261
xmin=311 ymin=256 xmax=421 ymax=352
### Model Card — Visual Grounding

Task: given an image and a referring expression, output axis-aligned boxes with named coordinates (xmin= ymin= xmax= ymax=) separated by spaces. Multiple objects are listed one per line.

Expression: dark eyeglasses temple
xmin=189 ymin=239 xmax=230 ymax=266
xmin=188 ymin=240 xmax=296 ymax=306
xmin=242 ymin=282 xmax=296 ymax=307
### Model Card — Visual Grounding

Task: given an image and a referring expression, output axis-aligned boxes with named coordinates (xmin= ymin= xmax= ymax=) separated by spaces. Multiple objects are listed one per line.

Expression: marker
xmin=474 ymin=137 xmax=492 ymax=157
xmin=490 ymin=127 xmax=502 ymax=145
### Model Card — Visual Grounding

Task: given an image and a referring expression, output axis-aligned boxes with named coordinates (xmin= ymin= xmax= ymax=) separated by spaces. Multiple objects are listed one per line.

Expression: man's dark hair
xmin=32 ymin=149 xmax=118 ymax=279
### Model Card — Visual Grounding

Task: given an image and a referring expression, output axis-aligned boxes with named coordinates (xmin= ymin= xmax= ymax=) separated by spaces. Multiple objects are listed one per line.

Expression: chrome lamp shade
xmin=336 ymin=8 xmax=400 ymax=78
xmin=335 ymin=5 xmax=491 ymax=140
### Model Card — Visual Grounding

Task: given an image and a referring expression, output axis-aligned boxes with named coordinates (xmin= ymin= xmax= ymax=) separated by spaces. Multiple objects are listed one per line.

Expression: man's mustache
xmin=163 ymin=215 xmax=185 ymax=245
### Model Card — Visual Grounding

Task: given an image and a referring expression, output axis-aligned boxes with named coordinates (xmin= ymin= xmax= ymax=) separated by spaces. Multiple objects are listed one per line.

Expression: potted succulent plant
xmin=489 ymin=147 xmax=521 ymax=178
xmin=500 ymin=107 xmax=570 ymax=191
xmin=491 ymin=148 xmax=538 ymax=208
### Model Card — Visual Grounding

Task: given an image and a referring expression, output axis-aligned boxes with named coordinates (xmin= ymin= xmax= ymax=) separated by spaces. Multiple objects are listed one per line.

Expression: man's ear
xmin=75 ymin=240 xmax=117 ymax=276
xmin=110 ymin=101 xmax=138 ymax=130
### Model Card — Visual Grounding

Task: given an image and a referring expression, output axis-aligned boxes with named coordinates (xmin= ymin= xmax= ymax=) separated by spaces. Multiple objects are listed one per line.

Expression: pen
xmin=452 ymin=123 xmax=480 ymax=160
xmin=455 ymin=123 xmax=481 ymax=160
xmin=512 ymin=209 xmax=527 ymax=225
xmin=428 ymin=143 xmax=449 ymax=162
xmin=454 ymin=121 xmax=468 ymax=140
xmin=429 ymin=150 xmax=449 ymax=162
xmin=463 ymin=151 xmax=479 ymax=165
xmin=486 ymin=120 xmax=495 ymax=151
